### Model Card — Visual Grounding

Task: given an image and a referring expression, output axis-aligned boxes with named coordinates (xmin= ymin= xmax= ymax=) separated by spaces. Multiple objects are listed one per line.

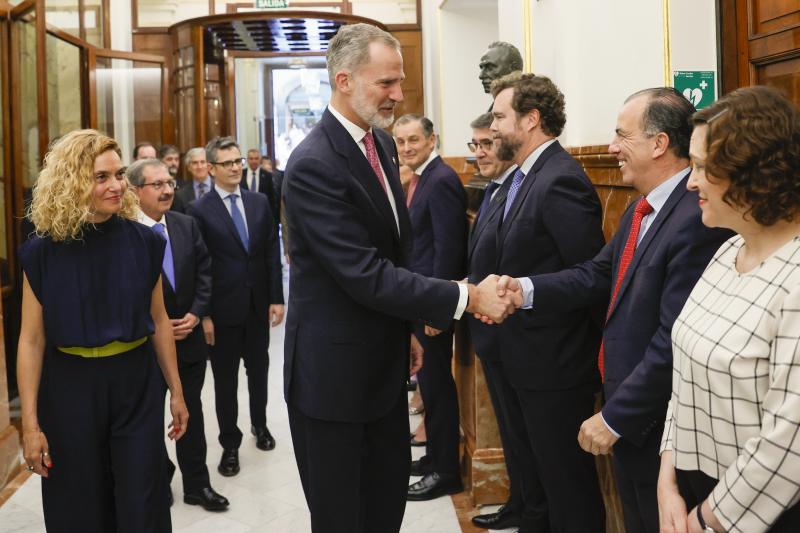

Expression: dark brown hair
xmin=491 ymin=72 xmax=566 ymax=137
xmin=692 ymin=86 xmax=800 ymax=226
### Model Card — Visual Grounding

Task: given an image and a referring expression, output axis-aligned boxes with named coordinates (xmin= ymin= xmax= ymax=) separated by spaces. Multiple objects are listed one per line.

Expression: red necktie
xmin=363 ymin=131 xmax=387 ymax=193
xmin=598 ymin=197 xmax=654 ymax=380
xmin=406 ymin=173 xmax=420 ymax=207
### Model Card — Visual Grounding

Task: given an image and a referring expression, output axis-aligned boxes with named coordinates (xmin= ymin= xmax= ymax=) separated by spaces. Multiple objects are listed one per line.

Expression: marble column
xmin=0 ymin=278 xmax=22 ymax=490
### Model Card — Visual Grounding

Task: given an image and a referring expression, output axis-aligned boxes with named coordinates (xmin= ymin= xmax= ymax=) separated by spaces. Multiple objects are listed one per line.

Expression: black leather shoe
xmin=251 ymin=425 xmax=276 ymax=451
xmin=407 ymin=472 xmax=463 ymax=501
xmin=410 ymin=458 xmax=432 ymax=477
xmin=218 ymin=448 xmax=240 ymax=477
xmin=184 ymin=486 xmax=230 ymax=512
xmin=471 ymin=505 xmax=521 ymax=529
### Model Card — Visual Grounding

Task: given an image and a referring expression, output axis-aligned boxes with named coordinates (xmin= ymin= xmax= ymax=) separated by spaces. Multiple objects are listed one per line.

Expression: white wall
xmin=422 ymin=0 xmax=498 ymax=157
xmin=422 ymin=0 xmax=719 ymax=153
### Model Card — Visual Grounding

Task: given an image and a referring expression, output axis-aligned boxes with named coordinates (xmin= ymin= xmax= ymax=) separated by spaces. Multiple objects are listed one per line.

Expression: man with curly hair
xmin=485 ymin=72 xmax=606 ymax=532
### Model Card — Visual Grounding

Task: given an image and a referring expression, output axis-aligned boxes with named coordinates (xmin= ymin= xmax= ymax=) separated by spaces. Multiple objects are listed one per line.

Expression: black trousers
xmin=505 ymin=383 xmax=605 ymax=532
xmin=676 ymin=468 xmax=800 ymax=532
xmin=480 ymin=357 xmax=524 ymax=513
xmin=414 ymin=325 xmax=460 ymax=475
xmin=39 ymin=343 xmax=170 ymax=533
xmin=210 ymin=313 xmax=269 ymax=450
xmin=172 ymin=356 xmax=210 ymax=493
xmin=288 ymin=389 xmax=410 ymax=533
xmin=613 ymin=454 xmax=658 ymax=533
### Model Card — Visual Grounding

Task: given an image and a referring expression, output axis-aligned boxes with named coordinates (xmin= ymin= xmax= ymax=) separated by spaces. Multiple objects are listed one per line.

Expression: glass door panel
xmin=46 ymin=34 xmax=83 ymax=144
xmin=93 ymin=54 xmax=164 ymax=164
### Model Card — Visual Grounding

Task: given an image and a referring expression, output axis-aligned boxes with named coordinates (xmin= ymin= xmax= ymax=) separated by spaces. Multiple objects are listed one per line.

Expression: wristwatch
xmin=697 ymin=505 xmax=716 ymax=532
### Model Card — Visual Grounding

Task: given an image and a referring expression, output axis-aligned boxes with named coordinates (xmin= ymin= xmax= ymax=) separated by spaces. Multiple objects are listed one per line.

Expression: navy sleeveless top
xmin=19 ymin=216 xmax=165 ymax=347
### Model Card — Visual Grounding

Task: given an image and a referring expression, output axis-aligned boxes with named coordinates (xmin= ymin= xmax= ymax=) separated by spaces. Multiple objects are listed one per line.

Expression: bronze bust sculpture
xmin=479 ymin=42 xmax=523 ymax=94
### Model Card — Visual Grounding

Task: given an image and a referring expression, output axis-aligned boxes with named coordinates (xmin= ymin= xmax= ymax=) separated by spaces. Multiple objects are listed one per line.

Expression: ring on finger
xmin=42 ymin=451 xmax=49 ymax=457
xmin=26 ymin=465 xmax=34 ymax=472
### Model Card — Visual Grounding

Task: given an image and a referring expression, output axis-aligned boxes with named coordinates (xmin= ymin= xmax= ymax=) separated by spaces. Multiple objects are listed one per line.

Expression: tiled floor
xmin=0 ymin=265 xmax=517 ymax=532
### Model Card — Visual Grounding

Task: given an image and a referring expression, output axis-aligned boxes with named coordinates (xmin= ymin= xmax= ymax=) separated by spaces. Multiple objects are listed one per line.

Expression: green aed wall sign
xmin=673 ymin=71 xmax=716 ymax=109
xmin=256 ymin=0 xmax=289 ymax=7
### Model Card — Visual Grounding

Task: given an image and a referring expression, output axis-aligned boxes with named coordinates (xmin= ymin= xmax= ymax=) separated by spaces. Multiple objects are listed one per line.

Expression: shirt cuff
xmin=518 ymin=277 xmax=534 ymax=309
xmin=454 ymin=282 xmax=469 ymax=319
xmin=600 ymin=412 xmax=622 ymax=438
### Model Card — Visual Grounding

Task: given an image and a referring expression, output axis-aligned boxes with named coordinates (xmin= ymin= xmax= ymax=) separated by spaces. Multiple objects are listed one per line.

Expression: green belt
xmin=58 ymin=337 xmax=147 ymax=358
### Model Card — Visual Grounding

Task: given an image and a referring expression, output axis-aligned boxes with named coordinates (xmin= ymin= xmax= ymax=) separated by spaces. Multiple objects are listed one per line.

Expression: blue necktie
xmin=153 ymin=223 xmax=176 ymax=290
xmin=503 ymin=168 xmax=527 ymax=220
xmin=228 ymin=194 xmax=249 ymax=250
xmin=476 ymin=181 xmax=501 ymax=223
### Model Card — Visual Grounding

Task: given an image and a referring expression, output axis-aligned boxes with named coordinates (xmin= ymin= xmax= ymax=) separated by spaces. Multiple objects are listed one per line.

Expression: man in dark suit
xmin=465 ymin=112 xmax=531 ymax=531
xmin=484 ymin=72 xmax=607 ymax=532
xmin=129 ymin=158 xmax=229 ymax=511
xmin=187 ymin=136 xmax=284 ymax=477
xmin=242 ymin=149 xmax=279 ymax=227
xmin=392 ymin=113 xmax=467 ymax=500
xmin=282 ymin=23 xmax=521 ymax=533
xmin=172 ymin=147 xmax=212 ymax=214
xmin=497 ymin=88 xmax=733 ymax=533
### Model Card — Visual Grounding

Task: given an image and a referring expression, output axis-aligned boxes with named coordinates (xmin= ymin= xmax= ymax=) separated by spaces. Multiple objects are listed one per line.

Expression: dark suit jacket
xmin=187 ymin=188 xmax=283 ymax=327
xmin=531 ymin=172 xmax=732 ymax=478
xmin=160 ymin=211 xmax=212 ymax=363
xmin=494 ymin=141 xmax=605 ymax=391
xmin=283 ymin=108 xmax=461 ymax=423
xmin=466 ymin=177 xmax=512 ymax=361
xmin=170 ymin=178 xmax=212 ymax=214
xmin=407 ymin=155 xmax=467 ymax=281
xmin=242 ymin=167 xmax=279 ymax=225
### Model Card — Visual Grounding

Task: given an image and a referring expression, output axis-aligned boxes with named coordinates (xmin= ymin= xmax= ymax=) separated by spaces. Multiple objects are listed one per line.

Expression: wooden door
xmin=720 ymin=0 xmax=800 ymax=104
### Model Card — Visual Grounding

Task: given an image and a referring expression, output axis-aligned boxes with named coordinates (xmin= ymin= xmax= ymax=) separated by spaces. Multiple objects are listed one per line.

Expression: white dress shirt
xmin=137 ymin=210 xmax=167 ymax=235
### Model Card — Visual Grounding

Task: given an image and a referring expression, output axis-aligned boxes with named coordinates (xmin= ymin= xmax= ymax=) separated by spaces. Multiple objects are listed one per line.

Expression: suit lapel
xmin=323 ymin=110 xmax=402 ymax=244
xmin=409 ymin=156 xmax=439 ymax=211
xmin=607 ymin=173 xmax=691 ymax=318
xmin=208 ymin=189 xmax=248 ymax=254
xmin=469 ymin=178 xmax=510 ymax=259
xmin=498 ymin=142 xmax=562 ymax=247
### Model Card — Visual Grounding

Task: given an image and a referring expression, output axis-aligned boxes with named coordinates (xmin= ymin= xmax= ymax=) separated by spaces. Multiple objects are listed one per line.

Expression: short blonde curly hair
xmin=27 ymin=129 xmax=139 ymax=241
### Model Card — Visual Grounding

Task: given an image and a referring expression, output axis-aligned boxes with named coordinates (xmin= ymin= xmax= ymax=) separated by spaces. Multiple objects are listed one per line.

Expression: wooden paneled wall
xmin=391 ymin=30 xmax=423 ymax=118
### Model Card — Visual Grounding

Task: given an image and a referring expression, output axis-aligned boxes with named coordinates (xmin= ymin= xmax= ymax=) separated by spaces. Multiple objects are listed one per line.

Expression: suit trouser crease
xmin=210 ymin=315 xmax=270 ymax=450
xmin=415 ymin=326 xmax=460 ymax=475
xmin=505 ymin=383 xmax=606 ymax=532
xmin=480 ymin=358 xmax=524 ymax=513
xmin=288 ymin=390 xmax=410 ymax=533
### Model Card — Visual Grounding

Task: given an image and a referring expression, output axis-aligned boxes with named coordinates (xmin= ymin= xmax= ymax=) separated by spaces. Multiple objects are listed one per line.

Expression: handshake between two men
xmin=464 ymin=274 xmax=523 ymax=324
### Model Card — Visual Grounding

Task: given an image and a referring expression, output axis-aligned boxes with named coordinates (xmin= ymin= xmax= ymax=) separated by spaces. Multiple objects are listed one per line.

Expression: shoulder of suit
xmin=166 ymin=210 xmax=192 ymax=225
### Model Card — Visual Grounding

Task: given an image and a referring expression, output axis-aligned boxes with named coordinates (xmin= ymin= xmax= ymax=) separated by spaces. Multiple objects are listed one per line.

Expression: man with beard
xmin=129 ymin=158 xmax=229 ymax=512
xmin=282 ymin=23 xmax=521 ymax=533
xmin=482 ymin=72 xmax=607 ymax=532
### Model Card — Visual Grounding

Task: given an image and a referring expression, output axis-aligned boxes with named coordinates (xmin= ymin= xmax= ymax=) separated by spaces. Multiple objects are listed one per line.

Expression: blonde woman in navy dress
xmin=16 ymin=130 xmax=189 ymax=532
xmin=658 ymin=87 xmax=800 ymax=532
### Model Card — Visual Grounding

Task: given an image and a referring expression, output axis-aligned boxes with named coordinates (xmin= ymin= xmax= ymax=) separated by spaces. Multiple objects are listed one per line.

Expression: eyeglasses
xmin=140 ymin=179 xmax=178 ymax=191
xmin=210 ymin=158 xmax=246 ymax=170
xmin=467 ymin=139 xmax=495 ymax=153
